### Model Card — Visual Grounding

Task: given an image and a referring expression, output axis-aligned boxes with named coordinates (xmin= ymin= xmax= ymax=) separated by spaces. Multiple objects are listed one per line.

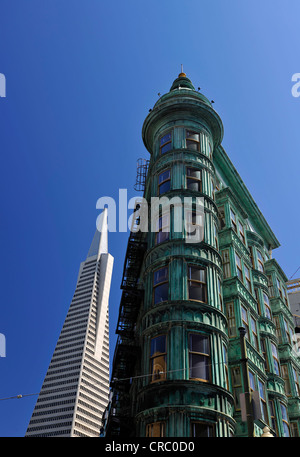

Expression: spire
xmin=87 ymin=208 xmax=108 ymax=260
xmin=179 ymin=64 xmax=186 ymax=78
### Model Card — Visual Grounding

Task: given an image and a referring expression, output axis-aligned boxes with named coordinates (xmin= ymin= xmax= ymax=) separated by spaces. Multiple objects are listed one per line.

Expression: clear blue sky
xmin=0 ymin=0 xmax=299 ymax=437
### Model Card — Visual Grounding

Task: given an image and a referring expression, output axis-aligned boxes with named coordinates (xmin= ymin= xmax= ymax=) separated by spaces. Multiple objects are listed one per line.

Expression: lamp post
xmin=239 ymin=326 xmax=254 ymax=437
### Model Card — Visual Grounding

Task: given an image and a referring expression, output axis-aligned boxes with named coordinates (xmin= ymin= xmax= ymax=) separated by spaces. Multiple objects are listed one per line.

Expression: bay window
xmin=188 ymin=333 xmax=211 ymax=382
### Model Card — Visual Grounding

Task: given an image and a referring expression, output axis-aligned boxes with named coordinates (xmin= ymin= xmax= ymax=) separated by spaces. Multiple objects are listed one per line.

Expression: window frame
xmin=280 ymin=402 xmax=290 ymax=437
xmin=153 ymin=266 xmax=169 ymax=305
xmin=271 ymin=342 xmax=280 ymax=376
xmin=146 ymin=421 xmax=166 ymax=437
xmin=241 ymin=305 xmax=249 ymax=340
xmin=269 ymin=399 xmax=278 ymax=436
xmin=222 ymin=249 xmax=231 ymax=279
xmin=188 ymin=332 xmax=211 ymax=382
xmin=238 ymin=220 xmax=245 ymax=244
xmin=186 ymin=166 xmax=202 ymax=192
xmin=158 ymin=169 xmax=171 ymax=195
xmin=250 ymin=315 xmax=259 ymax=350
xmin=244 ymin=264 xmax=252 ymax=292
xmin=256 ymin=249 xmax=264 ymax=273
xmin=190 ymin=421 xmax=215 ymax=437
xmin=258 ymin=379 xmax=268 ymax=423
xmin=281 ymin=364 xmax=291 ymax=396
xmin=262 ymin=291 xmax=272 ymax=319
xmin=187 ymin=265 xmax=207 ymax=303
xmin=150 ymin=334 xmax=167 ymax=383
xmin=155 ymin=213 xmax=170 ymax=245
xmin=226 ymin=302 xmax=236 ymax=338
xmin=235 ymin=252 xmax=243 ymax=282
xmin=231 ymin=366 xmax=242 ymax=410
xmin=159 ymin=131 xmax=172 ymax=155
xmin=186 ymin=130 xmax=200 ymax=151
xmin=230 ymin=208 xmax=237 ymax=233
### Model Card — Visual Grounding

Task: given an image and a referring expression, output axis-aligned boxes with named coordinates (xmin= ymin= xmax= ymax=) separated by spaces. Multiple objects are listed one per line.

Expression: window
xmin=284 ymin=288 xmax=289 ymax=308
xmin=217 ymin=276 xmax=222 ymax=310
xmin=160 ymin=132 xmax=172 ymax=155
xmin=153 ymin=267 xmax=169 ymax=304
xmin=235 ymin=252 xmax=243 ymax=281
xmin=222 ymin=250 xmax=231 ymax=278
xmin=249 ymin=246 xmax=255 ymax=268
xmin=261 ymin=338 xmax=269 ymax=371
xmin=191 ymin=422 xmax=214 ymax=437
xmin=150 ymin=335 xmax=166 ymax=382
xmin=226 ymin=302 xmax=236 ymax=337
xmin=281 ymin=364 xmax=291 ymax=396
xmin=155 ymin=213 xmax=170 ymax=245
xmin=269 ymin=400 xmax=278 ymax=436
xmin=271 ymin=342 xmax=280 ymax=376
xmin=292 ymin=367 xmax=300 ymax=396
xmin=223 ymin=343 xmax=229 ymax=389
xmin=239 ymin=221 xmax=245 ymax=244
xmin=230 ymin=208 xmax=237 ymax=233
xmin=214 ymin=223 xmax=218 ymax=250
xmin=255 ymin=288 xmax=261 ymax=314
xmin=244 ymin=265 xmax=252 ymax=292
xmin=211 ymin=178 xmax=215 ymax=200
xmin=263 ymin=292 xmax=272 ymax=319
xmin=241 ymin=306 xmax=249 ymax=340
xmin=185 ymin=210 xmax=203 ymax=242
xmin=258 ymin=379 xmax=268 ymax=423
xmin=250 ymin=316 xmax=259 ymax=350
xmin=186 ymin=130 xmax=200 ymax=151
xmin=158 ymin=169 xmax=171 ymax=195
xmin=231 ymin=366 xmax=242 ymax=410
xmin=284 ymin=319 xmax=292 ymax=345
xmin=276 ymin=278 xmax=283 ymax=299
xmin=257 ymin=249 xmax=264 ymax=273
xmin=146 ymin=421 xmax=165 ymax=437
xmin=291 ymin=422 xmax=299 ymax=437
xmin=187 ymin=266 xmax=207 ymax=302
xmin=267 ymin=275 xmax=275 ymax=298
xmin=186 ymin=167 xmax=202 ymax=191
xmin=249 ymin=370 xmax=256 ymax=392
xmin=218 ymin=205 xmax=226 ymax=229
xmin=249 ymin=370 xmax=255 ymax=393
xmin=280 ymin=403 xmax=290 ymax=437
xmin=189 ymin=333 xmax=210 ymax=381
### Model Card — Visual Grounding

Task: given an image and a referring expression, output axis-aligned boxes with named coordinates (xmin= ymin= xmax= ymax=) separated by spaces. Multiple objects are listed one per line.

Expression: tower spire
xmin=179 ymin=64 xmax=186 ymax=77
xmin=87 ymin=208 xmax=108 ymax=260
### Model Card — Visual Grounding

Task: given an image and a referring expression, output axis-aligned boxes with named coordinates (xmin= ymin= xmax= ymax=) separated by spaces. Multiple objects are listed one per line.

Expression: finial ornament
xmin=179 ymin=64 xmax=186 ymax=77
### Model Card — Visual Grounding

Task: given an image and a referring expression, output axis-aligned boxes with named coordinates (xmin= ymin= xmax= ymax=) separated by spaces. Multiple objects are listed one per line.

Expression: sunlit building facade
xmin=103 ymin=72 xmax=300 ymax=437
xmin=26 ymin=210 xmax=113 ymax=437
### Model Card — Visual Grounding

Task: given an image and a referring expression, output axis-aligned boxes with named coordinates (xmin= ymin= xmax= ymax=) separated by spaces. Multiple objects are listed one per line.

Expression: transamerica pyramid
xmin=26 ymin=209 xmax=114 ymax=437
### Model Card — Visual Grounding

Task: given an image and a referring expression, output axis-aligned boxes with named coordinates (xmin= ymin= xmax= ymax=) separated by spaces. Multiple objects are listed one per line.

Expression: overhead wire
xmin=0 ymin=360 xmax=231 ymax=400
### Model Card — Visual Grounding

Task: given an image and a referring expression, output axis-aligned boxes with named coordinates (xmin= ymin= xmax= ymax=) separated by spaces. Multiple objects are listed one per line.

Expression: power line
xmin=0 ymin=393 xmax=39 ymax=401
xmin=0 ymin=361 xmax=230 ymax=400
xmin=290 ymin=265 xmax=300 ymax=280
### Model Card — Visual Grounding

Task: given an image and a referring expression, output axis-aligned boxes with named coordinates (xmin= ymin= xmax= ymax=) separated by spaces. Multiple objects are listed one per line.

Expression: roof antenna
xmin=179 ymin=64 xmax=186 ymax=77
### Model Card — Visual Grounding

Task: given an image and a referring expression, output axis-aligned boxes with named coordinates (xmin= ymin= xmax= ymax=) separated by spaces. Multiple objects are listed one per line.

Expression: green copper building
xmin=103 ymin=71 xmax=300 ymax=438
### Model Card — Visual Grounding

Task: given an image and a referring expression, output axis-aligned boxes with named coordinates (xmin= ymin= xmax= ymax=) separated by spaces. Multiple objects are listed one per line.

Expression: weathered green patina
xmin=103 ymin=73 xmax=300 ymax=438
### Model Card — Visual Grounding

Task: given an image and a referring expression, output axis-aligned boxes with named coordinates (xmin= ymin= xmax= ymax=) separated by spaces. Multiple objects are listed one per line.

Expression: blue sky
xmin=0 ymin=0 xmax=299 ymax=437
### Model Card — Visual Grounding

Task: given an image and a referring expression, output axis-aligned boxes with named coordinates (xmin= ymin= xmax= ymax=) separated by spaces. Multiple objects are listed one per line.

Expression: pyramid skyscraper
xmin=26 ymin=210 xmax=113 ymax=437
